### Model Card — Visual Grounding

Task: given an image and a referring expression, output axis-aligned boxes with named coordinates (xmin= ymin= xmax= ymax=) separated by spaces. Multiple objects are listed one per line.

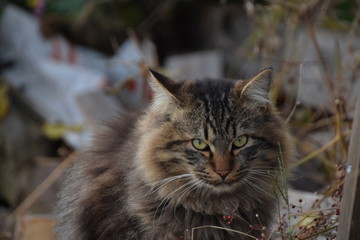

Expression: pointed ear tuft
xmin=149 ymin=69 xmax=171 ymax=87
xmin=237 ymin=68 xmax=273 ymax=104
xmin=149 ymin=69 xmax=182 ymax=107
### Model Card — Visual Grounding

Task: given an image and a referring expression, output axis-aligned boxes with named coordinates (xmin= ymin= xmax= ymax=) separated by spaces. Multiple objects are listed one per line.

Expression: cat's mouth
xmin=195 ymin=167 xmax=248 ymax=190
xmin=200 ymin=179 xmax=230 ymax=186
xmin=199 ymin=175 xmax=242 ymax=188
xmin=202 ymin=179 xmax=243 ymax=194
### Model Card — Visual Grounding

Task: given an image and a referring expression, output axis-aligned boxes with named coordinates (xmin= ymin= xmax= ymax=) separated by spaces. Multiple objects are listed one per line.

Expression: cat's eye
xmin=233 ymin=135 xmax=248 ymax=149
xmin=192 ymin=139 xmax=210 ymax=151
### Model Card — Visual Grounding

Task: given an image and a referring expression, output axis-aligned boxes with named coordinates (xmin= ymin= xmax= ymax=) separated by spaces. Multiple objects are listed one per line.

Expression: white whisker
xmin=172 ymin=179 xmax=203 ymax=221
xmin=244 ymin=176 xmax=275 ymax=199
xmin=150 ymin=173 xmax=195 ymax=193
xmin=152 ymin=179 xmax=195 ymax=229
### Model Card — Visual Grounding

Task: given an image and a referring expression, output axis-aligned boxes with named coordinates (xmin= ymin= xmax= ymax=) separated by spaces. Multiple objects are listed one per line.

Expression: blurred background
xmin=0 ymin=0 xmax=359 ymax=239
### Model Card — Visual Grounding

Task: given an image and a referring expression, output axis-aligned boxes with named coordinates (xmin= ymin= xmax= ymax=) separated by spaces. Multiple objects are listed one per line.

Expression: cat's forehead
xmin=183 ymin=79 xmax=249 ymax=114
xmin=182 ymin=79 xmax=241 ymax=111
xmin=178 ymin=79 xmax=249 ymax=139
xmin=161 ymin=77 xmax=270 ymax=139
xmin=187 ymin=79 xmax=237 ymax=99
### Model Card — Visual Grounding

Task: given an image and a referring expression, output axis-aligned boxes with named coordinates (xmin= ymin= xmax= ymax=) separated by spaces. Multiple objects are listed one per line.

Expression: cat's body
xmin=55 ymin=69 xmax=295 ymax=240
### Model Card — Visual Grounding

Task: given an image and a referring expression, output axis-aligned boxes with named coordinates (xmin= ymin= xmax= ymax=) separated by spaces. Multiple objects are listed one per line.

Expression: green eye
xmin=192 ymin=139 xmax=209 ymax=151
xmin=233 ymin=135 xmax=248 ymax=149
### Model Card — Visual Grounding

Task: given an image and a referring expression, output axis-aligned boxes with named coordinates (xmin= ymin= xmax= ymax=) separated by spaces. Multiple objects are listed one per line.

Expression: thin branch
xmin=294 ymin=131 xmax=351 ymax=167
xmin=301 ymin=225 xmax=338 ymax=240
xmin=335 ymin=99 xmax=349 ymax=158
xmin=5 ymin=152 xmax=78 ymax=225
xmin=305 ymin=14 xmax=336 ymax=100
xmin=286 ymin=63 xmax=303 ymax=123
xmin=347 ymin=0 xmax=360 ymax=41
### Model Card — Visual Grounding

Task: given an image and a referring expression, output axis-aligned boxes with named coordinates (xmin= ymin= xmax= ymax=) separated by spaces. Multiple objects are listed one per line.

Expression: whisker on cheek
xmin=153 ymin=180 xmax=196 ymax=228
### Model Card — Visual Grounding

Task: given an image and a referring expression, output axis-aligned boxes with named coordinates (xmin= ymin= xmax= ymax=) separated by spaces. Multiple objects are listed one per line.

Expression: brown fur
xmin=55 ymin=68 xmax=295 ymax=240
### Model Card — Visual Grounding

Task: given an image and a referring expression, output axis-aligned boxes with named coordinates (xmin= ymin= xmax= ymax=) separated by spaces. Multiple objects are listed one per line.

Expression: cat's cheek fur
xmin=136 ymin=122 xmax=188 ymax=184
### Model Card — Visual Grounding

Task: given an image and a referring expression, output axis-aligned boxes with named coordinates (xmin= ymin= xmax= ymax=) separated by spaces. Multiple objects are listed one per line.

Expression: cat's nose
xmin=214 ymin=154 xmax=233 ymax=180
xmin=215 ymin=169 xmax=231 ymax=180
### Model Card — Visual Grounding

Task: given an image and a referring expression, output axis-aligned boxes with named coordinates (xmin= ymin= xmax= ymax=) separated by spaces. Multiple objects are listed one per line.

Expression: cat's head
xmin=135 ymin=68 xmax=294 ymax=209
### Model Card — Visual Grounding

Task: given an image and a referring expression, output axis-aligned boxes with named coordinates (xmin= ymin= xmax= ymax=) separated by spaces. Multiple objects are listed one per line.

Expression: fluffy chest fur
xmin=55 ymin=68 xmax=295 ymax=240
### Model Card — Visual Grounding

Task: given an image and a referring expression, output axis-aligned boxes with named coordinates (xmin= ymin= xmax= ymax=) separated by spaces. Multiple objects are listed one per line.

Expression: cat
xmin=55 ymin=68 xmax=295 ymax=240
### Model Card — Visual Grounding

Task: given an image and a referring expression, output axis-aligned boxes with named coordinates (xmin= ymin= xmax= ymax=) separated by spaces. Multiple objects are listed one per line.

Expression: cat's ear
xmin=149 ymin=69 xmax=182 ymax=103
xmin=235 ymin=68 xmax=273 ymax=104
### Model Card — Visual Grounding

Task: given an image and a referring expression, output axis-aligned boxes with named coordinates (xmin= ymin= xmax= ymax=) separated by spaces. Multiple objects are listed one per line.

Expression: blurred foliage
xmin=42 ymin=123 xmax=83 ymax=140
xmin=6 ymin=0 xmax=358 ymax=56
xmin=40 ymin=0 xmax=154 ymax=54
xmin=0 ymin=82 xmax=9 ymax=120
xmin=244 ymin=0 xmax=358 ymax=57
xmin=44 ymin=0 xmax=148 ymax=27
xmin=44 ymin=0 xmax=88 ymax=16
xmin=334 ymin=0 xmax=357 ymax=22
xmin=8 ymin=0 xmax=168 ymax=54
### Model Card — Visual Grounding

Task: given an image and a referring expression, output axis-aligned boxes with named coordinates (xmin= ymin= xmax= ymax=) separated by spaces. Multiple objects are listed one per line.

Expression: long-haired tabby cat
xmin=55 ymin=68 xmax=295 ymax=240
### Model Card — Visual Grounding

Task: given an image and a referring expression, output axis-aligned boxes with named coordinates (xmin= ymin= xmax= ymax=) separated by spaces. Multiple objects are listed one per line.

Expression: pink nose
xmin=215 ymin=169 xmax=231 ymax=179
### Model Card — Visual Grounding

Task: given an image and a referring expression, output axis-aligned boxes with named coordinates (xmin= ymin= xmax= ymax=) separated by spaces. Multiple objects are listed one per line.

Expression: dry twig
xmin=5 ymin=152 xmax=78 ymax=225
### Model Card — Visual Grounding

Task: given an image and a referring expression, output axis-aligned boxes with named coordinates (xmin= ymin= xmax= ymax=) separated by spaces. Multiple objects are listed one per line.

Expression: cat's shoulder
xmin=73 ymin=112 xmax=141 ymax=174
